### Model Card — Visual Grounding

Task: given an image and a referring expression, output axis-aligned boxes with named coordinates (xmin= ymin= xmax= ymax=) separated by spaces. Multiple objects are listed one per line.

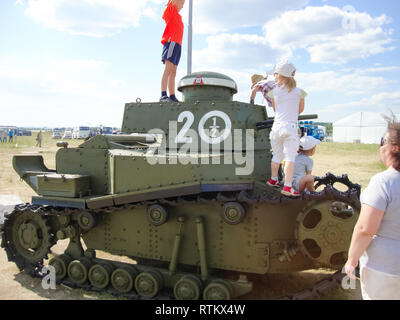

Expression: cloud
xmin=192 ymin=0 xmax=309 ymax=35
xmin=0 ymin=57 xmax=129 ymax=127
xmin=321 ymin=91 xmax=400 ymax=112
xmin=25 ymin=0 xmax=162 ymax=37
xmin=23 ymin=0 xmax=310 ymax=37
xmin=296 ymin=70 xmax=397 ymax=95
xmin=193 ymin=33 xmax=288 ymax=71
xmin=264 ymin=5 xmax=394 ymax=64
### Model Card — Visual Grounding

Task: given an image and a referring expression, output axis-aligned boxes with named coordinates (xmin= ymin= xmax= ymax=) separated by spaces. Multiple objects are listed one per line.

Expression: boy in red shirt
xmin=160 ymin=0 xmax=185 ymax=102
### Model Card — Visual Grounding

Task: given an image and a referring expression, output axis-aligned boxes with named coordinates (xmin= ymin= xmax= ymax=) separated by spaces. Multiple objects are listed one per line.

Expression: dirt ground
xmin=0 ymin=135 xmax=369 ymax=300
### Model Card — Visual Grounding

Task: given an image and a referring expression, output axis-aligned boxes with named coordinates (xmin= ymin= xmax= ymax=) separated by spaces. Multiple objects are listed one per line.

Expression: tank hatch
xmin=178 ymin=71 xmax=238 ymax=102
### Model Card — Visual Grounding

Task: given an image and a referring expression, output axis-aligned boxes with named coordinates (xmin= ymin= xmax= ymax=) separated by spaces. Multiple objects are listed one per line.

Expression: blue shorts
xmin=161 ymin=41 xmax=181 ymax=66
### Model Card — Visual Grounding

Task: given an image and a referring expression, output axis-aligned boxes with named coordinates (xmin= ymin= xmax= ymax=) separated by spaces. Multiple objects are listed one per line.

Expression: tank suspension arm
xmin=256 ymin=114 xmax=318 ymax=131
xmin=169 ymin=216 xmax=185 ymax=274
xmin=196 ymin=217 xmax=208 ymax=281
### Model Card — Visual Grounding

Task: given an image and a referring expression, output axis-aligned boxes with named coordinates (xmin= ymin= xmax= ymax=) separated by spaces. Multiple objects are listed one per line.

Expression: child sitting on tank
xmin=249 ymin=70 xmax=275 ymax=106
xmin=292 ymin=135 xmax=321 ymax=193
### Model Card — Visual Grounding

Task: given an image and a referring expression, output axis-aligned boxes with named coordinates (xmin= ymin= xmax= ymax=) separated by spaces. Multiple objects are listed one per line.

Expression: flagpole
xmin=187 ymin=0 xmax=193 ymax=75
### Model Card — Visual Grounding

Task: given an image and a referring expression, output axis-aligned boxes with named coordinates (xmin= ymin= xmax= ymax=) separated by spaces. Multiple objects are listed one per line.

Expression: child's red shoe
xmin=267 ymin=179 xmax=281 ymax=188
xmin=281 ymin=186 xmax=300 ymax=197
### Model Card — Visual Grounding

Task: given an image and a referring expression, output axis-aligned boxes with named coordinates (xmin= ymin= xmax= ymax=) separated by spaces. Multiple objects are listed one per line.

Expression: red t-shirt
xmin=161 ymin=2 xmax=184 ymax=46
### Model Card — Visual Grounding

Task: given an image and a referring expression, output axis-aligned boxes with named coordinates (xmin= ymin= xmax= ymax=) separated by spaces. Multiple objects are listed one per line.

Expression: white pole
xmin=187 ymin=0 xmax=193 ymax=75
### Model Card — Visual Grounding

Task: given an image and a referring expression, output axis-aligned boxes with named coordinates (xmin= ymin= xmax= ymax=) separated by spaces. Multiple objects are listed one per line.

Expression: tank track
xmin=1 ymin=173 xmax=361 ymax=300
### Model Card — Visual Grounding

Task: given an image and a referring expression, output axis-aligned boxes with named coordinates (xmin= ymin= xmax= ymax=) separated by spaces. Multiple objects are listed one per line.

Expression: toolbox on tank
xmin=37 ymin=173 xmax=91 ymax=198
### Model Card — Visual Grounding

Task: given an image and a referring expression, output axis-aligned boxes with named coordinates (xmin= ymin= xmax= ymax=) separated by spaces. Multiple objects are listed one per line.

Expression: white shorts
xmin=360 ymin=265 xmax=400 ymax=300
xmin=269 ymin=122 xmax=299 ymax=163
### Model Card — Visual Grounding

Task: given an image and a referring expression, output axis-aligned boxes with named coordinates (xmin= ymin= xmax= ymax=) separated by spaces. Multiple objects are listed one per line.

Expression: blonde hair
xmin=251 ymin=74 xmax=264 ymax=88
xmin=279 ymin=75 xmax=297 ymax=93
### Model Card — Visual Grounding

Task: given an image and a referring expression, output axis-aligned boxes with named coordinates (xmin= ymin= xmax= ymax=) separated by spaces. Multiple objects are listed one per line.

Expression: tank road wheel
xmin=111 ymin=266 xmax=138 ymax=293
xmin=147 ymin=205 xmax=169 ymax=226
xmin=49 ymin=254 xmax=72 ymax=280
xmin=89 ymin=262 xmax=115 ymax=289
xmin=221 ymin=202 xmax=246 ymax=225
xmin=296 ymin=200 xmax=360 ymax=268
xmin=203 ymin=279 xmax=234 ymax=300
xmin=2 ymin=207 xmax=55 ymax=272
xmin=77 ymin=211 xmax=97 ymax=231
xmin=174 ymin=275 xmax=203 ymax=300
xmin=67 ymin=258 xmax=93 ymax=285
xmin=134 ymin=270 xmax=164 ymax=298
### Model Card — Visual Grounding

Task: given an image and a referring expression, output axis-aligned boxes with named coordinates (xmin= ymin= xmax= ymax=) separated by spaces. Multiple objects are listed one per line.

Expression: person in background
xmin=292 ymin=135 xmax=320 ymax=193
xmin=8 ymin=129 xmax=13 ymax=143
xmin=36 ymin=130 xmax=42 ymax=148
xmin=160 ymin=0 xmax=185 ymax=103
xmin=345 ymin=115 xmax=400 ymax=300
xmin=266 ymin=61 xmax=307 ymax=197
xmin=250 ymin=70 xmax=276 ymax=107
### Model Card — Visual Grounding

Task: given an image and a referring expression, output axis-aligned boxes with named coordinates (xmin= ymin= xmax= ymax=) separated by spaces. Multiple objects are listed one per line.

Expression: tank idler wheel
xmin=221 ymin=202 xmax=246 ymax=225
xmin=147 ymin=205 xmax=168 ymax=226
xmin=77 ymin=211 xmax=97 ymax=231
xmin=203 ymin=279 xmax=234 ymax=300
xmin=174 ymin=275 xmax=203 ymax=300
xmin=89 ymin=262 xmax=115 ymax=289
xmin=111 ymin=266 xmax=138 ymax=293
xmin=134 ymin=270 xmax=164 ymax=298
xmin=49 ymin=254 xmax=72 ymax=280
xmin=67 ymin=257 xmax=93 ymax=285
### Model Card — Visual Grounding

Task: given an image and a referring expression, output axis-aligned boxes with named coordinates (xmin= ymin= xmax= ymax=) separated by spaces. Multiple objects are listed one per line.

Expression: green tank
xmin=2 ymin=71 xmax=361 ymax=300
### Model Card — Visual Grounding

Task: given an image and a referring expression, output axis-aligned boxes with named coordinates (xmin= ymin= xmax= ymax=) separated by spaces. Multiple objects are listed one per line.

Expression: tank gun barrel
xmin=104 ymin=134 xmax=156 ymax=144
xmin=256 ymin=114 xmax=318 ymax=131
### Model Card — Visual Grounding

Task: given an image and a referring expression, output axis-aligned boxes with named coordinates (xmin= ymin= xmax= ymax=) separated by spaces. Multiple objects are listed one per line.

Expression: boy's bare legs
xmin=161 ymin=60 xmax=177 ymax=96
xmin=168 ymin=62 xmax=177 ymax=96
xmin=299 ymin=175 xmax=315 ymax=192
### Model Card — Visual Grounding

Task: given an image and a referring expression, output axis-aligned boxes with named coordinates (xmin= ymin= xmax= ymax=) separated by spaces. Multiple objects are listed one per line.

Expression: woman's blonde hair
xmin=279 ymin=75 xmax=297 ymax=93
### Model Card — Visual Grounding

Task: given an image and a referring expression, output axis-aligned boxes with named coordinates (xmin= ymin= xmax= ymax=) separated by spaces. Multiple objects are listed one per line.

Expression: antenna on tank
xmin=187 ymin=0 xmax=193 ymax=75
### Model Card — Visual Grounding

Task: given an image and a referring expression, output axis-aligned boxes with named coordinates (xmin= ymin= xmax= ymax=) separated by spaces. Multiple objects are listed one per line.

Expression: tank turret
xmin=178 ymin=71 xmax=237 ymax=102
xmin=3 ymin=71 xmax=362 ymax=300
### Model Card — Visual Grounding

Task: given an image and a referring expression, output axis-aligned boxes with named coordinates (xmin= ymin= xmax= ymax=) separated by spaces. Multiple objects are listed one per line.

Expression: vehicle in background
xmin=102 ymin=126 xmax=113 ymax=135
xmin=62 ymin=130 xmax=72 ymax=139
xmin=299 ymin=121 xmax=325 ymax=141
xmin=17 ymin=129 xmax=32 ymax=136
xmin=72 ymin=126 xmax=90 ymax=139
xmin=52 ymin=128 xmax=64 ymax=139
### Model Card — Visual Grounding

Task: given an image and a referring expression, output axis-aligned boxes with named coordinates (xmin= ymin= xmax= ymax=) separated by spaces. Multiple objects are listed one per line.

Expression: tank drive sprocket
xmin=295 ymin=198 xmax=359 ymax=268
xmin=1 ymin=204 xmax=56 ymax=274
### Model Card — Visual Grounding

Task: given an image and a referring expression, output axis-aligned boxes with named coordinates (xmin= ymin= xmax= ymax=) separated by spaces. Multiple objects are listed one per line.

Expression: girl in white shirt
xmin=266 ymin=61 xmax=307 ymax=197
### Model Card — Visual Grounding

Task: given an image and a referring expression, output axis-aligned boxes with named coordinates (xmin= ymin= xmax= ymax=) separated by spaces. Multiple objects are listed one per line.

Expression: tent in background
xmin=332 ymin=112 xmax=398 ymax=144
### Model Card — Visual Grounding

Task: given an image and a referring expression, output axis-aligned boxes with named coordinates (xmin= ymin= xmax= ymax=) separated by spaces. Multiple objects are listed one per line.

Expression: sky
xmin=1 ymin=0 xmax=400 ymax=128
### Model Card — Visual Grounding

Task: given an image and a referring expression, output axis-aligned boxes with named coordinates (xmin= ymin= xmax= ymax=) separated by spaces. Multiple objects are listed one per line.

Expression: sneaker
xmin=281 ymin=186 xmax=300 ymax=197
xmin=168 ymin=95 xmax=180 ymax=103
xmin=267 ymin=179 xmax=281 ymax=188
xmin=159 ymin=96 xmax=169 ymax=102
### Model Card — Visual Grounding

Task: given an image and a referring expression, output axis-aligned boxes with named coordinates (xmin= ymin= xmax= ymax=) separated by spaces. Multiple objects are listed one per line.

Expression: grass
xmin=312 ymin=141 xmax=382 ymax=190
